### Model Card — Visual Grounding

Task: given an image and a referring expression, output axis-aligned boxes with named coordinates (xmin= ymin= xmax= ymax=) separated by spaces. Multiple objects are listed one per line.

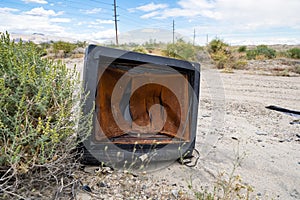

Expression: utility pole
xmin=206 ymin=34 xmax=208 ymax=44
xmin=172 ymin=19 xmax=175 ymax=45
xmin=113 ymin=0 xmax=119 ymax=46
xmin=193 ymin=28 xmax=196 ymax=46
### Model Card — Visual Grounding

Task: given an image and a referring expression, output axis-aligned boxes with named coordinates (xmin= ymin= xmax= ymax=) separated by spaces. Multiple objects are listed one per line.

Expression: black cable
xmin=178 ymin=148 xmax=200 ymax=168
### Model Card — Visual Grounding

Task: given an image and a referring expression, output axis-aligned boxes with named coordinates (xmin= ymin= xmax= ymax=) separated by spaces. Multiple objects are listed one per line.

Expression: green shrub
xmin=53 ymin=40 xmax=76 ymax=57
xmin=233 ymin=59 xmax=248 ymax=70
xmin=0 ymin=32 xmax=92 ymax=197
xmin=162 ymin=39 xmax=202 ymax=61
xmin=132 ymin=45 xmax=148 ymax=54
xmin=276 ymin=51 xmax=288 ymax=58
xmin=207 ymin=39 xmax=233 ymax=69
xmin=211 ymin=51 xmax=230 ymax=69
xmin=76 ymin=40 xmax=88 ymax=48
xmin=246 ymin=45 xmax=276 ymax=60
xmin=287 ymin=48 xmax=300 ymax=59
xmin=257 ymin=45 xmax=276 ymax=58
xmin=246 ymin=50 xmax=257 ymax=60
xmin=208 ymin=39 xmax=229 ymax=54
xmin=238 ymin=46 xmax=247 ymax=53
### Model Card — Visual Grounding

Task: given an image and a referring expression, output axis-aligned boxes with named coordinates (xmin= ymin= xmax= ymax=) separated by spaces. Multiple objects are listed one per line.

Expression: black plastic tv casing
xmin=80 ymin=45 xmax=200 ymax=165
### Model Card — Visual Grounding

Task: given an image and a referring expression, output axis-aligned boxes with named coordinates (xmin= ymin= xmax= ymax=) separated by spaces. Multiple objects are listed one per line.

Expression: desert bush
xmin=53 ymin=40 xmax=76 ymax=57
xmin=132 ymin=46 xmax=148 ymax=54
xmin=39 ymin=42 xmax=51 ymax=49
xmin=211 ymin=51 xmax=230 ymax=69
xmin=287 ymin=48 xmax=300 ymax=59
xmin=163 ymin=39 xmax=202 ymax=61
xmin=245 ymin=49 xmax=257 ymax=60
xmin=276 ymin=50 xmax=288 ymax=58
xmin=207 ymin=39 xmax=234 ymax=69
xmin=256 ymin=45 xmax=276 ymax=58
xmin=233 ymin=60 xmax=248 ymax=70
xmin=75 ymin=40 xmax=88 ymax=48
xmin=208 ymin=39 xmax=229 ymax=54
xmin=238 ymin=46 xmax=247 ymax=53
xmin=246 ymin=45 xmax=276 ymax=60
xmin=0 ymin=32 xmax=92 ymax=198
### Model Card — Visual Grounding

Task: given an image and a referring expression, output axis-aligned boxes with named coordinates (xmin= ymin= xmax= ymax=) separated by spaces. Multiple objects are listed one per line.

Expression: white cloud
xmin=141 ymin=11 xmax=160 ymax=19
xmin=23 ymin=7 xmax=63 ymax=17
xmin=94 ymin=19 xmax=114 ymax=24
xmin=0 ymin=6 xmax=115 ymax=43
xmin=0 ymin=7 xmax=19 ymax=13
xmin=134 ymin=2 xmax=168 ymax=12
xmin=178 ymin=0 xmax=213 ymax=9
xmin=50 ymin=18 xmax=71 ymax=23
xmin=142 ymin=0 xmax=300 ymax=30
xmin=22 ymin=0 xmax=48 ymax=4
xmin=86 ymin=19 xmax=113 ymax=29
xmin=214 ymin=0 xmax=300 ymax=29
xmin=133 ymin=0 xmax=300 ymax=44
xmin=136 ymin=0 xmax=219 ymax=19
xmin=62 ymin=29 xmax=116 ymax=43
xmin=0 ymin=12 xmax=65 ymax=35
xmin=80 ymin=8 xmax=102 ymax=14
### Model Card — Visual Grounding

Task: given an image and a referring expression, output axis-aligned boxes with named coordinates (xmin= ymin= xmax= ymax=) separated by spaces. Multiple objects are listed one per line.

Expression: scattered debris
xmin=290 ymin=189 xmax=300 ymax=199
xmin=266 ymin=105 xmax=300 ymax=117
xmin=255 ymin=131 xmax=268 ymax=136
xmin=231 ymin=136 xmax=238 ymax=140
xmin=82 ymin=185 xmax=92 ymax=193
xmin=290 ymin=119 xmax=300 ymax=125
xmin=171 ymin=189 xmax=179 ymax=198
xmin=98 ymin=181 xmax=107 ymax=188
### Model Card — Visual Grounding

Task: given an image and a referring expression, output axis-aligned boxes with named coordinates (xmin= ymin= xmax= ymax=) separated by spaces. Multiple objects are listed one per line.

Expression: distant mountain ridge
xmin=10 ymin=33 xmax=98 ymax=44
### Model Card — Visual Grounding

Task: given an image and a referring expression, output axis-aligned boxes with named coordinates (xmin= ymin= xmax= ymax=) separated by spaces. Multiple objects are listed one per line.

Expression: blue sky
xmin=1 ymin=0 xmax=300 ymax=45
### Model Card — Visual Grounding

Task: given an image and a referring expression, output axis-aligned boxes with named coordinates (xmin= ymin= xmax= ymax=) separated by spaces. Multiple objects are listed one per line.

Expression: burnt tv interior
xmin=82 ymin=45 xmax=200 ymax=163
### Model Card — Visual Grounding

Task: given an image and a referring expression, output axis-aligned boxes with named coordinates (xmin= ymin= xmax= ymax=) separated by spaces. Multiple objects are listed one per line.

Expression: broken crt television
xmin=80 ymin=45 xmax=200 ymax=166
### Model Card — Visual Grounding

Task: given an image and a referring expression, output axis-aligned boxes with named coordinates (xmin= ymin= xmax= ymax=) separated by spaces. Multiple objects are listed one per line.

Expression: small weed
xmin=221 ymin=68 xmax=234 ymax=73
xmin=292 ymin=65 xmax=300 ymax=74
xmin=188 ymin=143 xmax=254 ymax=200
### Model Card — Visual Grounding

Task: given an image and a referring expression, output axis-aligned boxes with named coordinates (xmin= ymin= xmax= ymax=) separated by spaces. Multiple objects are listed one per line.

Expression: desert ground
xmin=66 ymin=57 xmax=300 ymax=200
xmin=150 ymin=65 xmax=300 ymax=199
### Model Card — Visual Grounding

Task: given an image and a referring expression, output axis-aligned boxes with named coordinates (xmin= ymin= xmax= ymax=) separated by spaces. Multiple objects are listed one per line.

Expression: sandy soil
xmin=149 ymin=66 xmax=300 ymax=199
xmin=66 ymin=58 xmax=300 ymax=199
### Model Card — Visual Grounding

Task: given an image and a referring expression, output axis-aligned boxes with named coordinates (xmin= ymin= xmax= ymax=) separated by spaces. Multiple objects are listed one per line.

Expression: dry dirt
xmin=149 ymin=66 xmax=300 ymax=199
xmin=66 ymin=58 xmax=300 ymax=199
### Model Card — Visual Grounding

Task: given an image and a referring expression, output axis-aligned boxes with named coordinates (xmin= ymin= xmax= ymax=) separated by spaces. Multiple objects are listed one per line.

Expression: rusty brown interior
xmin=95 ymin=64 xmax=190 ymax=144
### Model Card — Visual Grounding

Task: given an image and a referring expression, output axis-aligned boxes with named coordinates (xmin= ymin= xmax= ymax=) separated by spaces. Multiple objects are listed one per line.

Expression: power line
xmin=92 ymin=0 xmax=113 ymax=6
